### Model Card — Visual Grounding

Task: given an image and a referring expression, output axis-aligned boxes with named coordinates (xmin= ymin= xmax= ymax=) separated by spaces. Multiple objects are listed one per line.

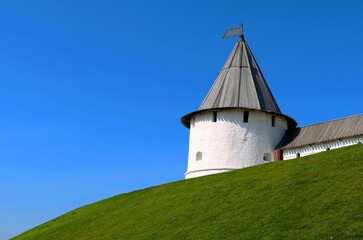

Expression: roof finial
xmin=223 ymin=24 xmax=243 ymax=39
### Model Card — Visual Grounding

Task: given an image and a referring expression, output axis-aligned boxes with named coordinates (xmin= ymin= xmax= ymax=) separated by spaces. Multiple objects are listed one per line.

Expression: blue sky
xmin=1 ymin=1 xmax=363 ymax=239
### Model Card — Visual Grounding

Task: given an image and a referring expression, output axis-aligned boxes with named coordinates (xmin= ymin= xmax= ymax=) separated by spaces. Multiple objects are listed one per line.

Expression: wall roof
xmin=276 ymin=113 xmax=363 ymax=150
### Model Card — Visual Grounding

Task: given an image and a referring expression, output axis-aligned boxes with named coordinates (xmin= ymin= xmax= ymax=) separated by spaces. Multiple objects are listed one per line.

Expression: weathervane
xmin=223 ymin=24 xmax=243 ymax=39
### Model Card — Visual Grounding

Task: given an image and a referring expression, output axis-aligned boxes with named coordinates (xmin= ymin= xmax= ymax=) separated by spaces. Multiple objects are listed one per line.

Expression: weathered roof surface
xmin=198 ymin=36 xmax=281 ymax=113
xmin=276 ymin=114 xmax=363 ymax=150
xmin=181 ymin=35 xmax=297 ymax=128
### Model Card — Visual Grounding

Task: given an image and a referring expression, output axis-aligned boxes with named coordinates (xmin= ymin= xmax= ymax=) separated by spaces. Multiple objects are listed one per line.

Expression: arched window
xmin=196 ymin=151 xmax=202 ymax=161
xmin=263 ymin=153 xmax=271 ymax=161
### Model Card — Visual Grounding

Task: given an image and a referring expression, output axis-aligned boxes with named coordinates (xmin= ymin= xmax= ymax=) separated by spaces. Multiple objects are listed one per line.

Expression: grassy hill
xmin=13 ymin=144 xmax=363 ymax=240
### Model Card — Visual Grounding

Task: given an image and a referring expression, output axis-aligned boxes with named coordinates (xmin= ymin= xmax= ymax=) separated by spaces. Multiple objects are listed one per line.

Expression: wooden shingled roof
xmin=181 ymin=35 xmax=297 ymax=128
xmin=198 ymin=36 xmax=281 ymax=113
xmin=276 ymin=114 xmax=363 ymax=150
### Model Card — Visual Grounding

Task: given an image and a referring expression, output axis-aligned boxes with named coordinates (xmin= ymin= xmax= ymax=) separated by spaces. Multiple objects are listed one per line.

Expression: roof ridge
xmin=244 ymin=41 xmax=261 ymax=110
xmin=299 ymin=113 xmax=363 ymax=129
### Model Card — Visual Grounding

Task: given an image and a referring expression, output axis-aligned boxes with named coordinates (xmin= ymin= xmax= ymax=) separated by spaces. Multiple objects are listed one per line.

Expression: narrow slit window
xmin=212 ymin=111 xmax=217 ymax=122
xmin=243 ymin=111 xmax=249 ymax=123
xmin=272 ymin=116 xmax=275 ymax=127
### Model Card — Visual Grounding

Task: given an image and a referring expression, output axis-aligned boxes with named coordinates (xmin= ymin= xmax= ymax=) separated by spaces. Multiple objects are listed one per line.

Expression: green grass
xmin=13 ymin=144 xmax=363 ymax=240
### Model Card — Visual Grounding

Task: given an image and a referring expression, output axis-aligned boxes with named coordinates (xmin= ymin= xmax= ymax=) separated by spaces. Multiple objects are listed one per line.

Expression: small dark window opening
xmin=272 ymin=116 xmax=276 ymax=127
xmin=358 ymin=141 xmax=361 ymax=144
xmin=326 ymin=148 xmax=330 ymax=151
xmin=243 ymin=111 xmax=249 ymax=123
xmin=212 ymin=111 xmax=217 ymax=122
xmin=297 ymin=153 xmax=300 ymax=158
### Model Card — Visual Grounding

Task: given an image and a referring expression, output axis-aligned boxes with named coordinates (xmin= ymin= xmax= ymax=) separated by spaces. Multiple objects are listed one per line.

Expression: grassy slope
xmin=13 ymin=144 xmax=363 ymax=240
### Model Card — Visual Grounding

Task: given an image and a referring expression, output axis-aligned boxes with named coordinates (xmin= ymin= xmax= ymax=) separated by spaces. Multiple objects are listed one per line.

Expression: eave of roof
xmin=181 ymin=107 xmax=297 ymax=129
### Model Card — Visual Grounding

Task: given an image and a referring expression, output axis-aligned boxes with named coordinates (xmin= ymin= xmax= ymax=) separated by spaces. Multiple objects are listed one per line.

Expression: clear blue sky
xmin=1 ymin=1 xmax=362 ymax=239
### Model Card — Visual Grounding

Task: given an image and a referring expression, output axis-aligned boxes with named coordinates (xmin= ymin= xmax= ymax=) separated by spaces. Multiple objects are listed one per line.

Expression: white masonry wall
xmin=185 ymin=109 xmax=288 ymax=179
xmin=282 ymin=136 xmax=363 ymax=160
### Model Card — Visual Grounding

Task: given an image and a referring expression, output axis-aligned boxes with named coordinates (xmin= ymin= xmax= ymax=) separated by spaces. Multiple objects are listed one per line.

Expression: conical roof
xmin=199 ymin=36 xmax=281 ymax=112
xmin=181 ymin=35 xmax=297 ymax=128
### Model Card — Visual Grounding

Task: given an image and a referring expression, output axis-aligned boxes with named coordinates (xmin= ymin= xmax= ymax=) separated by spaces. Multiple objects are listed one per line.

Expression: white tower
xmin=181 ymin=27 xmax=297 ymax=179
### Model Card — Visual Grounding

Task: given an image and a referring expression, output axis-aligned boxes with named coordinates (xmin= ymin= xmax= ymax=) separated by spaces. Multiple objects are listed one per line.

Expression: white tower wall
xmin=185 ymin=109 xmax=288 ymax=179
